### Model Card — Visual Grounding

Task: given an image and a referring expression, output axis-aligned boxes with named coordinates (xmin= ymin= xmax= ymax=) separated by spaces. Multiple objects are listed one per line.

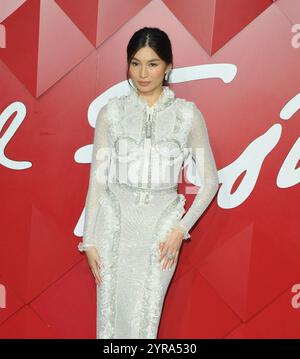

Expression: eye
xmin=149 ymin=63 xmax=158 ymax=67
xmin=130 ymin=61 xmax=138 ymax=66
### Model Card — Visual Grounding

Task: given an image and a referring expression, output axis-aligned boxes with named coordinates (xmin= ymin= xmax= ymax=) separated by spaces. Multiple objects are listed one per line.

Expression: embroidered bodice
xmin=78 ymin=86 xmax=219 ymax=251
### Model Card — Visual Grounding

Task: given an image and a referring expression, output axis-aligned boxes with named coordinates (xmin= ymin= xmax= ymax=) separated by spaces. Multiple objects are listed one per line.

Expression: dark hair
xmin=126 ymin=27 xmax=173 ymax=89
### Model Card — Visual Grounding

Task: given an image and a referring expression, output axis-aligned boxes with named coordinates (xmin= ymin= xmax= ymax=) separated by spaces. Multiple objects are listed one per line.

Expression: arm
xmin=173 ymin=102 xmax=219 ymax=240
xmin=78 ymin=104 xmax=111 ymax=252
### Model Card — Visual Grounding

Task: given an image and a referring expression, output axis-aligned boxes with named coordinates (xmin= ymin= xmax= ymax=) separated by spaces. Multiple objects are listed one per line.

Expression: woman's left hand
xmin=159 ymin=227 xmax=184 ymax=270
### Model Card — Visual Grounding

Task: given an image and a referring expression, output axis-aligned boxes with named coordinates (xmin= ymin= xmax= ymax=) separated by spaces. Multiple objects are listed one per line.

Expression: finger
xmin=90 ymin=267 xmax=97 ymax=282
xmin=167 ymin=258 xmax=173 ymax=270
xmin=159 ymin=247 xmax=165 ymax=261
xmin=168 ymin=248 xmax=179 ymax=269
xmin=160 ymin=245 xmax=172 ymax=262
xmin=91 ymin=265 xmax=102 ymax=284
xmin=95 ymin=271 xmax=102 ymax=285
xmin=162 ymin=256 xmax=170 ymax=270
xmin=167 ymin=253 xmax=176 ymax=269
xmin=95 ymin=266 xmax=102 ymax=283
xmin=159 ymin=243 xmax=165 ymax=260
xmin=96 ymin=258 xmax=103 ymax=270
xmin=170 ymin=250 xmax=179 ymax=269
xmin=161 ymin=247 xmax=171 ymax=264
xmin=160 ymin=250 xmax=168 ymax=263
xmin=91 ymin=266 xmax=99 ymax=282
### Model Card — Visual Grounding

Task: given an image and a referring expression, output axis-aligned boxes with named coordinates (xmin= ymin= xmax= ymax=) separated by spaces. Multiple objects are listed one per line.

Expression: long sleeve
xmin=78 ymin=104 xmax=111 ymax=252
xmin=173 ymin=102 xmax=219 ymax=240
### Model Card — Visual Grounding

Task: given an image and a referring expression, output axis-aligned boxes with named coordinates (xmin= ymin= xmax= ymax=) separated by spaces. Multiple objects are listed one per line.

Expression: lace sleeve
xmin=173 ymin=102 xmax=219 ymax=240
xmin=78 ymin=104 xmax=111 ymax=252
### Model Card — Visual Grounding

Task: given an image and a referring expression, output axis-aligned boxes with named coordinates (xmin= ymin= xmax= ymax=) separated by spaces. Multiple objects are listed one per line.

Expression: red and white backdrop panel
xmin=0 ymin=0 xmax=300 ymax=339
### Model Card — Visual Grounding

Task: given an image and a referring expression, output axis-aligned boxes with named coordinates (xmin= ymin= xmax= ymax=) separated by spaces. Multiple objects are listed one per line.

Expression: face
xmin=128 ymin=46 xmax=172 ymax=94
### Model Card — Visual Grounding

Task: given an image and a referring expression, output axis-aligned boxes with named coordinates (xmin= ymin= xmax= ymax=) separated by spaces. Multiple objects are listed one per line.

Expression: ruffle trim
xmin=131 ymin=193 xmax=187 ymax=338
xmin=175 ymin=99 xmax=194 ymax=148
xmin=171 ymin=220 xmax=191 ymax=240
xmin=78 ymin=242 xmax=97 ymax=252
xmin=95 ymin=188 xmax=121 ymax=339
xmin=127 ymin=85 xmax=176 ymax=112
xmin=95 ymin=190 xmax=188 ymax=339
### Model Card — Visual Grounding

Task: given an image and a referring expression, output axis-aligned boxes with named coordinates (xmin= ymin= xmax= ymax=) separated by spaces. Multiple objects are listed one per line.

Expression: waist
xmin=108 ymin=181 xmax=178 ymax=205
xmin=110 ymin=180 xmax=177 ymax=193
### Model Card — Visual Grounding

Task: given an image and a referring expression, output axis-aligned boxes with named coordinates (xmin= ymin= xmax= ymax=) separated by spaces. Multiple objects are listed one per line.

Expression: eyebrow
xmin=131 ymin=58 xmax=160 ymax=62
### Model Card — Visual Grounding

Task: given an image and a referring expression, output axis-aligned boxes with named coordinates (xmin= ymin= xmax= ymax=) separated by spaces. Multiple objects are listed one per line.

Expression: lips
xmin=138 ymin=81 xmax=151 ymax=86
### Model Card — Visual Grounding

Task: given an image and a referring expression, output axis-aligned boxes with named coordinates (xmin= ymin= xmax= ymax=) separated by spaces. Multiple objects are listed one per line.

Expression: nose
xmin=139 ymin=65 xmax=148 ymax=79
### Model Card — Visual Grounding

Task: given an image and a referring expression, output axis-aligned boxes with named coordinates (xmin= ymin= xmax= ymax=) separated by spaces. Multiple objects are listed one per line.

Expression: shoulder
xmin=103 ymin=95 xmax=127 ymax=118
xmin=176 ymin=98 xmax=205 ymax=120
xmin=97 ymin=96 xmax=125 ymax=140
xmin=97 ymin=95 xmax=125 ymax=122
xmin=107 ymin=94 xmax=126 ymax=108
xmin=174 ymin=98 xmax=207 ymax=139
xmin=94 ymin=96 xmax=122 ymax=129
xmin=175 ymin=97 xmax=196 ymax=118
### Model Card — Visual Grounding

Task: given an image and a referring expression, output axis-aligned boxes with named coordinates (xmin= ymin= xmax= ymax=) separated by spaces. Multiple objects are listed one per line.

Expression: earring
xmin=164 ymin=71 xmax=169 ymax=81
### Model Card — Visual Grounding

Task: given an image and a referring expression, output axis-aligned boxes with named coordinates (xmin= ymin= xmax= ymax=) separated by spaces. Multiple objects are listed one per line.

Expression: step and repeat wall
xmin=0 ymin=0 xmax=300 ymax=338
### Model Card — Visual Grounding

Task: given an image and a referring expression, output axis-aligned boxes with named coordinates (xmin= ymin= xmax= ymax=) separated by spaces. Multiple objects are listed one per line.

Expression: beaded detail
xmin=114 ymin=180 xmax=178 ymax=206
xmin=95 ymin=183 xmax=187 ymax=339
xmin=104 ymin=88 xmax=192 ymax=208
xmin=78 ymin=84 xmax=220 ymax=339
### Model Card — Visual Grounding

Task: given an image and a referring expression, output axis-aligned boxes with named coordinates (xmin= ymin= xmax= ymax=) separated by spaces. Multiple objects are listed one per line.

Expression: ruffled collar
xmin=127 ymin=85 xmax=176 ymax=112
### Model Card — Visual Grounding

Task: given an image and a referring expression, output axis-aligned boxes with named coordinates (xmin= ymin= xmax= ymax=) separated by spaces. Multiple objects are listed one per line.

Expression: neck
xmin=136 ymin=86 xmax=164 ymax=107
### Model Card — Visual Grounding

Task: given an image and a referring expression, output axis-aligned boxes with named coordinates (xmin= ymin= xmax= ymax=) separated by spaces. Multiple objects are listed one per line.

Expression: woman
xmin=78 ymin=27 xmax=219 ymax=339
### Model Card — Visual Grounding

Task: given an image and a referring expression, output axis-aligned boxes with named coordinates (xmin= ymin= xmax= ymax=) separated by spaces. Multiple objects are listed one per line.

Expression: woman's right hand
xmin=85 ymin=247 xmax=103 ymax=285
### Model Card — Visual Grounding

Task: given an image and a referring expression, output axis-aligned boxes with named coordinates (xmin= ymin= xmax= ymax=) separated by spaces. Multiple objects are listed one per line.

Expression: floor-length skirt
xmin=93 ymin=181 xmax=187 ymax=339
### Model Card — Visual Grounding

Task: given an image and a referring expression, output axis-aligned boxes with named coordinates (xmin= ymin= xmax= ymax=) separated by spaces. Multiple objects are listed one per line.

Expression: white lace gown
xmin=77 ymin=86 xmax=219 ymax=339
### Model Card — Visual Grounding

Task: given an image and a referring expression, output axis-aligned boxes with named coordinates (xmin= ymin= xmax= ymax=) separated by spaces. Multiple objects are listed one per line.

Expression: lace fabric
xmin=78 ymin=105 xmax=111 ymax=252
xmin=78 ymin=86 xmax=219 ymax=250
xmin=172 ymin=102 xmax=219 ymax=238
xmin=77 ymin=86 xmax=219 ymax=339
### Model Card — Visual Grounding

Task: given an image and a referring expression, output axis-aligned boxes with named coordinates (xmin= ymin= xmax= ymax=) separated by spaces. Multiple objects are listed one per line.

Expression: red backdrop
xmin=0 ymin=0 xmax=300 ymax=338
